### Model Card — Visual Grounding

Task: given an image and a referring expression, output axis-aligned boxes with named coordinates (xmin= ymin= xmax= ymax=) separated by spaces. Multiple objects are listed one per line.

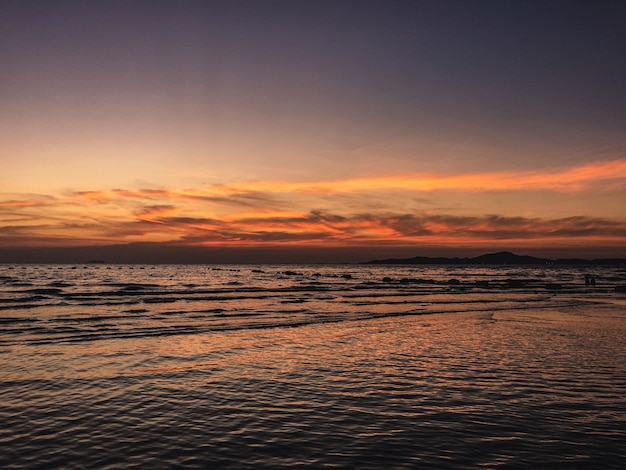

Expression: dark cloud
xmin=129 ymin=211 xmax=626 ymax=245
xmin=2 ymin=190 xmax=626 ymax=251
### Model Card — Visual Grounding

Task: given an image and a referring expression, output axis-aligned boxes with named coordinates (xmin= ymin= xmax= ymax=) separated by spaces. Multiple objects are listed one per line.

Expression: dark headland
xmin=364 ymin=251 xmax=626 ymax=266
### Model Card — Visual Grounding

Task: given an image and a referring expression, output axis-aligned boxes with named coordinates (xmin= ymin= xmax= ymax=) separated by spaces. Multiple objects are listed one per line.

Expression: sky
xmin=1 ymin=0 xmax=625 ymax=263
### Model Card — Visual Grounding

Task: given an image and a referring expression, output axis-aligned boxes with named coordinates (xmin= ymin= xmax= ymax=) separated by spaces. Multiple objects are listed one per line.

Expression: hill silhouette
xmin=364 ymin=251 xmax=626 ymax=265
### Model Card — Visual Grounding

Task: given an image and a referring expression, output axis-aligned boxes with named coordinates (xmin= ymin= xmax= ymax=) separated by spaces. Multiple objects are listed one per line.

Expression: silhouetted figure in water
xmin=585 ymin=274 xmax=596 ymax=286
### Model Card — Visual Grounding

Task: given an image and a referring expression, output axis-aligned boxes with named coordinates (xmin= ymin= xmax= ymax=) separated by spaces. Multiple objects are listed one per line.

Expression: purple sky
xmin=1 ymin=1 xmax=625 ymax=262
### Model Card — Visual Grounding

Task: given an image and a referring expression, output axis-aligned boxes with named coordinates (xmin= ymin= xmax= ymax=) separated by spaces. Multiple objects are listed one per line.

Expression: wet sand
xmin=2 ymin=297 xmax=625 ymax=469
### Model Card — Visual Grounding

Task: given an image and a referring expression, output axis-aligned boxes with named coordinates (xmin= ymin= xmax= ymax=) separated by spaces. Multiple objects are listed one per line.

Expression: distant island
xmin=364 ymin=251 xmax=626 ymax=266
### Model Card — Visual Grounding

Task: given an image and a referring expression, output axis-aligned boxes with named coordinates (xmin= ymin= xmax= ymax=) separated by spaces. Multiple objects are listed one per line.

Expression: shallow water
xmin=1 ymin=264 xmax=625 ymax=468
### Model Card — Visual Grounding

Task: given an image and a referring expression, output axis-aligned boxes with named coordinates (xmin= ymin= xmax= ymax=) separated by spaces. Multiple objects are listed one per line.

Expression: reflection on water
xmin=1 ymin=264 xmax=625 ymax=468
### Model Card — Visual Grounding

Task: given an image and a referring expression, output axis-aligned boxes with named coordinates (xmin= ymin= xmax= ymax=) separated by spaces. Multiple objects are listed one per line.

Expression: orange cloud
xmin=2 ymin=206 xmax=625 ymax=248
xmin=160 ymin=212 xmax=626 ymax=247
xmin=73 ymin=191 xmax=116 ymax=203
xmin=60 ymin=159 xmax=626 ymax=209
xmin=0 ymin=200 xmax=47 ymax=208
xmin=205 ymin=159 xmax=626 ymax=194
xmin=1 ymin=160 xmax=625 ymax=249
xmin=0 ymin=195 xmax=57 ymax=208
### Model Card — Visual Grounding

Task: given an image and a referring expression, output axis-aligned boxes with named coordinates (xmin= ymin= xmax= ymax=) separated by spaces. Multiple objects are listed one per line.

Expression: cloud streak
xmin=205 ymin=159 xmax=626 ymax=195
xmin=1 ymin=160 xmax=625 ymax=250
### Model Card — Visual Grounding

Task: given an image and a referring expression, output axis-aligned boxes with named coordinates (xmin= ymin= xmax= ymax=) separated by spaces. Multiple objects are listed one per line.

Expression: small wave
xmin=47 ymin=281 xmax=74 ymax=288
xmin=107 ymin=282 xmax=163 ymax=289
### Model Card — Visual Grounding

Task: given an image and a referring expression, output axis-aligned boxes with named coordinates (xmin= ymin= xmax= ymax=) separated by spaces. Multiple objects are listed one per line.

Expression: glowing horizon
xmin=1 ymin=160 xmax=625 ymax=255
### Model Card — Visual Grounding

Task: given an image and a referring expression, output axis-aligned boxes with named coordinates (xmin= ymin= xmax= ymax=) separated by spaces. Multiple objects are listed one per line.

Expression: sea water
xmin=1 ymin=264 xmax=625 ymax=468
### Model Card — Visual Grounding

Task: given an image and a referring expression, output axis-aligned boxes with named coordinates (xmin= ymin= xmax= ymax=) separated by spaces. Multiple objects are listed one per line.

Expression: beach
xmin=3 ymin=2 xmax=626 ymax=467
xmin=1 ymin=264 xmax=625 ymax=468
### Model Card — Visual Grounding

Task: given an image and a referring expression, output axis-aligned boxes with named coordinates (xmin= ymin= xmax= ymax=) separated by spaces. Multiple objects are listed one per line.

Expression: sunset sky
xmin=1 ymin=0 xmax=625 ymax=263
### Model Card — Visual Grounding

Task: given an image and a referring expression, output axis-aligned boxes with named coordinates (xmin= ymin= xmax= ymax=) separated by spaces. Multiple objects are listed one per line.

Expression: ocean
xmin=1 ymin=263 xmax=625 ymax=468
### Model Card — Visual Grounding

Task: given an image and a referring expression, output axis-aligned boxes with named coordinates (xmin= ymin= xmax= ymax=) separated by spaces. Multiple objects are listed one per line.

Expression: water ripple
xmin=0 ymin=264 xmax=625 ymax=468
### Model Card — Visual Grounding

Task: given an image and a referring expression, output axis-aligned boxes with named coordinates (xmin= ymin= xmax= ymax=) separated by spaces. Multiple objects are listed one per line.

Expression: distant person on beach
xmin=585 ymin=274 xmax=596 ymax=286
